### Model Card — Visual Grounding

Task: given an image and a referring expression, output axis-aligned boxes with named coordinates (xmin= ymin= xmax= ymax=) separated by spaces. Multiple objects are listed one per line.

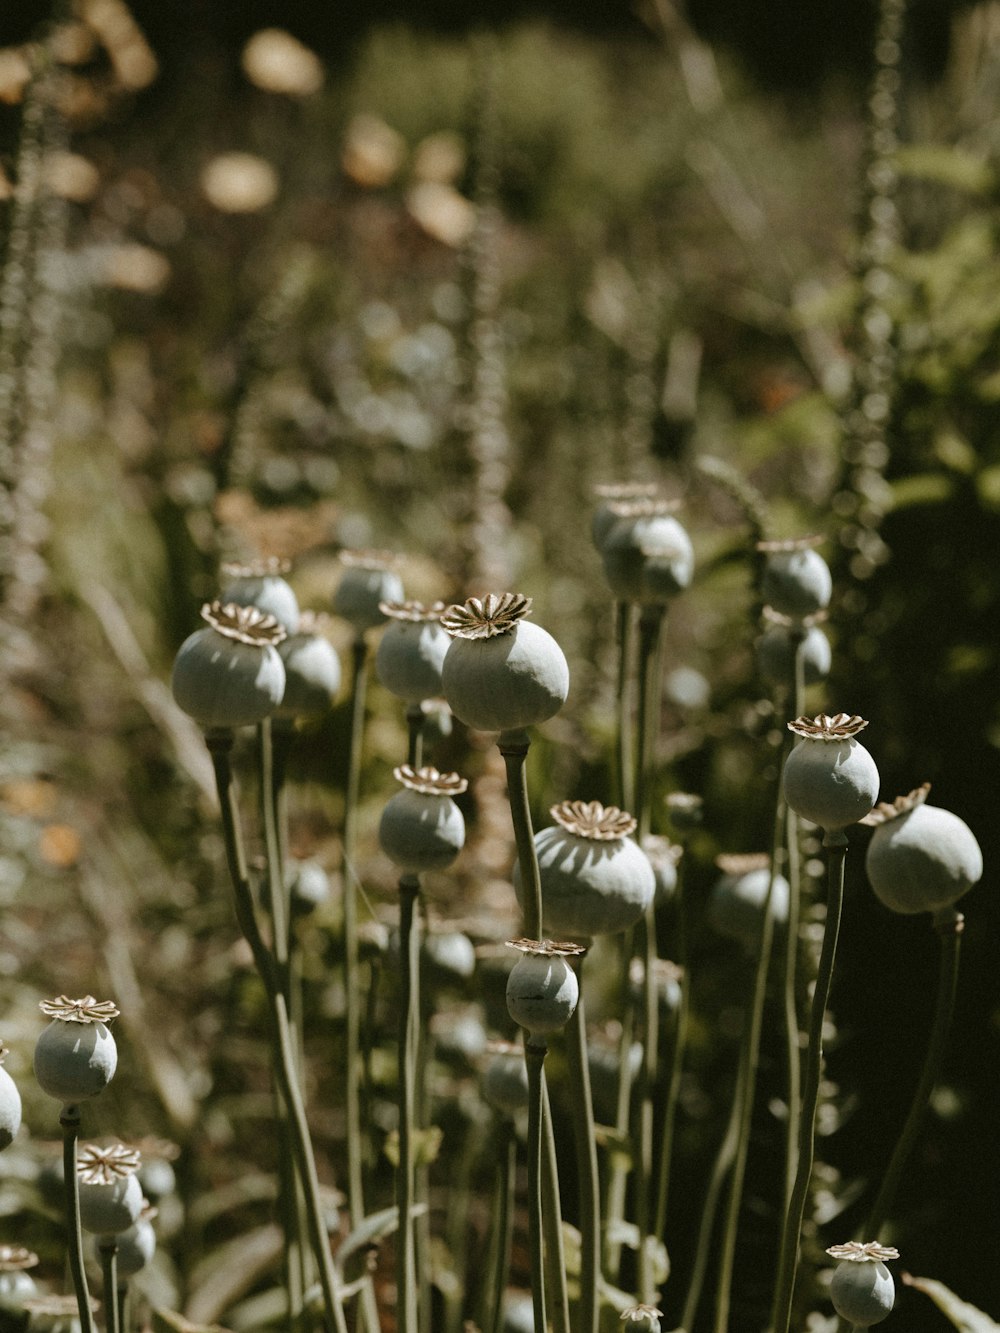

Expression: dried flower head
xmin=0 ymin=1244 xmax=38 ymax=1271
xmin=339 ymin=548 xmax=398 ymax=571
xmin=441 ymin=593 xmax=532 ymax=640
xmin=77 ymin=1142 xmax=141 ymax=1185
xmin=788 ymin=713 xmax=869 ymax=740
xmin=593 ymin=482 xmax=660 ymax=501
xmin=550 ymin=799 xmax=637 ymax=841
xmin=133 ymin=1135 xmax=181 ymax=1162
xmin=665 ymin=791 xmax=703 ymax=822
xmin=757 ymin=534 xmax=824 ymax=552
xmin=295 ymin=610 xmax=332 ymax=635
xmin=200 ymin=601 xmax=286 ymax=646
xmin=483 ymin=1038 xmax=522 ymax=1057
xmin=861 ymin=783 xmax=931 ymax=826
xmin=506 ymin=938 xmax=587 ymax=958
xmin=630 ymin=956 xmax=683 ymax=987
xmin=643 ymin=835 xmax=684 ymax=869
xmin=39 ymin=996 xmax=119 ymax=1024
xmin=762 ymin=604 xmax=828 ymax=628
xmin=609 ymin=497 xmax=681 ymax=519
xmin=621 ymin=1306 xmax=664 ymax=1325
xmin=25 ymin=1294 xmax=99 ymax=1318
xmin=220 ymin=556 xmax=291 ymax=579
xmin=393 ymin=764 xmax=469 ymax=796
xmin=715 ymin=852 xmax=771 ymax=876
xmin=826 ymin=1242 xmax=900 ymax=1263
xmin=379 ymin=600 xmax=447 ymax=622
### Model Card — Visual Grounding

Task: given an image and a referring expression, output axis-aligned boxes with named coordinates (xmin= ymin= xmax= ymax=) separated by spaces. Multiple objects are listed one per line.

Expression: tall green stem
xmin=526 ymin=1041 xmax=548 ymax=1333
xmin=540 ymin=1080 xmax=572 ymax=1333
xmin=483 ymin=1124 xmax=517 ymax=1333
xmin=406 ymin=704 xmax=425 ymax=770
xmin=61 ymin=1104 xmax=98 ymax=1333
xmin=653 ymin=848 xmax=688 ymax=1241
xmin=499 ymin=729 xmax=541 ymax=939
xmin=772 ymin=830 xmax=847 ymax=1333
xmin=565 ymin=970 xmax=601 ymax=1333
xmin=614 ymin=601 xmax=636 ymax=813
xmin=99 ymin=1242 xmax=120 ymax=1333
xmin=782 ymin=640 xmax=806 ymax=1212
xmin=396 ymin=874 xmax=421 ymax=1333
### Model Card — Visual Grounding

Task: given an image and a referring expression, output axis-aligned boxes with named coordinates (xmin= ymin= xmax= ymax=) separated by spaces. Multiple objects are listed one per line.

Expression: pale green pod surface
xmin=0 ymin=1065 xmax=21 ymax=1149
xmin=866 ymin=802 xmax=983 ymax=915
xmin=761 ymin=547 xmax=832 ymax=619
xmin=505 ymin=953 xmax=579 ymax=1037
xmin=379 ymin=787 xmax=465 ymax=873
xmin=137 ymin=1156 xmax=176 ymax=1201
xmin=423 ymin=930 xmax=476 ymax=983
xmin=34 ymin=1020 xmax=117 ymax=1102
xmin=220 ymin=573 xmax=300 ymax=633
xmin=756 ymin=623 xmax=831 ymax=689
xmin=333 ymin=563 xmax=404 ymax=633
xmin=602 ymin=513 xmax=694 ymax=603
xmin=79 ymin=1171 xmax=144 ymax=1235
xmin=107 ymin=1217 xmax=156 ymax=1277
xmin=503 ymin=1294 xmax=535 ymax=1333
xmin=289 ymin=858 xmax=332 ymax=915
xmin=376 ymin=618 xmax=449 ymax=703
xmin=442 ymin=622 xmax=569 ymax=733
xmin=782 ymin=735 xmax=879 ymax=830
xmin=275 ymin=630 xmax=341 ymax=718
xmin=830 ymin=1261 xmax=894 ymax=1326
xmin=514 ymin=826 xmax=655 ymax=939
xmin=482 ymin=1047 xmax=529 ymax=1116
xmin=171 ymin=629 xmax=285 ymax=730
xmin=0 ymin=1270 xmax=37 ymax=1312
xmin=709 ymin=865 xmax=790 ymax=948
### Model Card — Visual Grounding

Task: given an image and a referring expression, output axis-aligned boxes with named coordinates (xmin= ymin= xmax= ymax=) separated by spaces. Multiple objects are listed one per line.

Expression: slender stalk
xmin=653 ymin=847 xmax=689 ymax=1240
xmin=406 ymin=703 xmax=425 ymax=770
xmin=116 ymin=1284 xmax=129 ymax=1333
xmin=614 ymin=601 xmax=636 ymax=813
xmin=482 ymin=1123 xmax=517 ymax=1333
xmin=772 ymin=830 xmax=848 ymax=1333
xmin=396 ymin=874 xmax=421 ymax=1333
xmin=565 ymin=971 xmax=601 ymax=1333
xmin=540 ymin=1076 xmax=572 ymax=1333
xmin=499 ymin=729 xmax=541 ymax=938
xmin=602 ymin=973 xmax=635 ymax=1278
xmin=61 ymin=1104 xmax=98 ymax=1333
xmin=865 ymin=907 xmax=963 ymax=1238
xmin=258 ymin=718 xmax=290 ymax=974
xmin=526 ymin=1041 xmax=548 ymax=1333
xmin=99 ymin=1242 xmax=119 ymax=1333
xmin=782 ymin=640 xmax=806 ymax=1212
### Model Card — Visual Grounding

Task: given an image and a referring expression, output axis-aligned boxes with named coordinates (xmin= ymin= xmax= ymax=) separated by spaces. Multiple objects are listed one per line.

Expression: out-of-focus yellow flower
xmin=200 ymin=152 xmax=278 ymax=213
xmin=44 ymin=151 xmax=100 ymax=203
xmin=342 ymin=114 xmax=405 ymax=188
xmin=242 ymin=28 xmax=323 ymax=97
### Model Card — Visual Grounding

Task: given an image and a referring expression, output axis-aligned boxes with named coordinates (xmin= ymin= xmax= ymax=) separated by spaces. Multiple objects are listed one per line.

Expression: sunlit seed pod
xmin=422 ymin=929 xmax=476 ymax=984
xmin=709 ymin=854 xmax=790 ymax=949
xmin=332 ymin=551 xmax=404 ymax=634
xmin=274 ymin=616 xmax=342 ymax=719
xmin=0 ymin=1270 xmax=37 ymax=1314
xmin=481 ymin=1042 xmax=529 ymax=1117
xmin=601 ymin=505 xmax=694 ymax=604
xmin=621 ymin=1304 xmax=664 ymax=1332
xmin=590 ymin=482 xmax=660 ymax=552
xmin=830 ymin=1260 xmax=895 ymax=1326
xmin=759 ymin=539 xmax=832 ymax=619
xmin=105 ymin=1216 xmax=156 ymax=1277
xmin=219 ymin=557 xmax=300 ymax=633
xmin=643 ymin=835 xmax=683 ymax=907
xmin=171 ymin=602 xmax=286 ymax=731
xmin=505 ymin=942 xmax=582 ymax=1039
xmin=432 ymin=1007 xmax=487 ymax=1066
xmin=137 ymin=1156 xmax=176 ymax=1202
xmin=441 ymin=594 xmax=569 ymax=734
xmin=503 ymin=1292 xmax=536 ymax=1333
xmin=375 ymin=602 xmax=450 ymax=703
xmin=288 ymin=859 xmax=332 ymax=915
xmin=782 ymin=714 xmax=879 ymax=831
xmin=864 ymin=785 xmax=982 ymax=915
xmin=34 ymin=998 xmax=119 ymax=1103
xmin=0 ymin=1056 xmax=21 ymax=1150
xmin=79 ymin=1170 xmax=144 ymax=1236
xmin=378 ymin=767 xmax=467 ymax=874
xmin=755 ymin=623 xmax=831 ymax=689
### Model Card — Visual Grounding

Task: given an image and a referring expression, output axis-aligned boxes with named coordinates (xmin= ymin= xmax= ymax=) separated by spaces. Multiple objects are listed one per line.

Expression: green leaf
xmin=902 ymin=1273 xmax=1000 ymax=1331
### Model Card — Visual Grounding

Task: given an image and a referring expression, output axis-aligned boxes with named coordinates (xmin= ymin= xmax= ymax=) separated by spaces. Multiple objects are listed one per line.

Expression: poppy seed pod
xmin=758 ymin=537 xmax=832 ymax=619
xmin=0 ymin=1049 xmax=21 ymax=1150
xmin=481 ymin=1041 xmax=529 ymax=1117
xmin=505 ymin=939 xmax=583 ymax=1039
xmin=171 ymin=602 xmax=286 ymax=731
xmin=441 ymin=593 xmax=569 ymax=734
xmin=755 ymin=619 xmax=831 ymax=689
xmin=782 ymin=714 xmax=879 ymax=831
xmin=601 ymin=499 xmax=694 ymax=603
xmin=643 ymin=834 xmax=683 ymax=906
xmin=621 ymin=1305 xmax=664 ymax=1333
xmin=106 ymin=1215 xmax=156 ymax=1277
xmin=591 ymin=482 xmax=660 ymax=552
xmin=513 ymin=801 xmax=655 ymax=940
xmin=378 ymin=766 xmax=468 ymax=874
xmin=423 ymin=929 xmax=477 ymax=984
xmin=77 ymin=1143 xmax=144 ymax=1235
xmin=376 ymin=601 xmax=450 ymax=703
xmin=709 ymin=853 xmax=790 ymax=948
xmin=34 ymin=996 xmax=119 ymax=1104
xmin=826 ymin=1243 xmax=899 ymax=1327
xmin=863 ymin=784 xmax=983 ymax=915
xmin=219 ymin=556 xmax=301 ymax=633
xmin=0 ymin=1249 xmax=38 ymax=1314
xmin=333 ymin=550 xmax=404 ymax=634
xmin=274 ymin=612 xmax=342 ymax=719
xmin=288 ymin=858 xmax=332 ymax=915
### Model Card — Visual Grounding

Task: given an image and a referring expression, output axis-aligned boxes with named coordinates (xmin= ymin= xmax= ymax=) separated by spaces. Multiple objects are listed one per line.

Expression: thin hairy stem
xmin=396 ymin=874 xmax=421 ymax=1333
xmin=540 ymin=1077 xmax=571 ymax=1333
xmin=565 ymin=969 xmax=602 ymax=1333
xmin=61 ymin=1105 xmax=98 ymax=1333
xmin=614 ymin=600 xmax=636 ymax=812
xmin=406 ymin=703 xmax=425 ymax=770
xmin=99 ymin=1242 xmax=120 ymax=1333
xmin=483 ymin=1123 xmax=517 ymax=1333
xmin=653 ymin=848 xmax=689 ymax=1240
xmin=342 ymin=636 xmax=369 ymax=1234
xmin=499 ymin=729 xmax=541 ymax=939
xmin=526 ymin=1042 xmax=548 ymax=1333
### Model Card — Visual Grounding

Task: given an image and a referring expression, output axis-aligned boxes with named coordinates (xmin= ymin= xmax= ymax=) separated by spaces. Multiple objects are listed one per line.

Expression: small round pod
xmin=629 ymin=957 xmax=683 ymax=1020
xmin=107 ymin=1211 xmax=156 ymax=1278
xmin=664 ymin=790 xmax=704 ymax=834
xmin=77 ymin=1142 xmax=144 ymax=1236
xmin=863 ymin=783 xmax=983 ymax=915
xmin=481 ymin=1040 xmax=529 ymax=1118
xmin=505 ymin=939 xmax=583 ymax=1040
xmin=288 ymin=858 xmax=332 ymax=916
xmin=643 ymin=834 xmax=683 ymax=907
xmin=513 ymin=801 xmax=655 ymax=940
xmin=375 ymin=601 xmax=450 ymax=703
xmin=34 ymin=995 xmax=119 ymax=1104
xmin=709 ymin=853 xmax=790 ymax=949
xmin=441 ymin=593 xmax=569 ymax=734
xmin=379 ymin=766 xmax=468 ymax=874
xmin=601 ymin=499 xmax=694 ymax=603
xmin=826 ymin=1242 xmax=899 ymax=1327
xmin=0 ymin=1246 xmax=39 ymax=1313
xmin=219 ymin=556 xmax=300 ymax=633
xmin=758 ymin=535 xmax=833 ymax=620
xmin=171 ymin=602 xmax=286 ymax=732
xmin=591 ymin=482 xmax=660 ymax=553
xmin=332 ymin=549 xmax=404 ymax=635
xmin=782 ymin=713 xmax=879 ymax=832
xmin=620 ymin=1304 xmax=664 ymax=1333
xmin=422 ymin=927 xmax=477 ymax=986
xmin=274 ymin=612 xmax=342 ymax=720
xmin=0 ymin=1046 xmax=21 ymax=1150
xmin=755 ymin=615 xmax=832 ymax=690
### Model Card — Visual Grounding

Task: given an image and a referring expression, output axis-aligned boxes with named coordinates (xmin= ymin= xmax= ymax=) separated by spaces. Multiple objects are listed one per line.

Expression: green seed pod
xmin=664 ymin=791 xmax=703 ymax=832
xmin=378 ymin=766 xmax=468 ymax=874
xmin=137 ymin=1152 xmax=176 ymax=1202
xmin=274 ymin=612 xmax=342 ymax=719
xmin=423 ymin=928 xmax=476 ymax=984
xmin=591 ymin=482 xmax=660 ymax=552
xmin=758 ymin=537 xmax=832 ymax=619
xmin=826 ymin=1244 xmax=898 ymax=1327
xmin=171 ymin=602 xmax=286 ymax=731
xmin=755 ymin=621 xmax=831 ymax=689
xmin=513 ymin=801 xmax=655 ymax=940
xmin=77 ymin=1143 xmax=143 ymax=1235
xmin=481 ymin=1040 xmax=529 ymax=1117
xmin=864 ymin=784 xmax=983 ymax=915
xmin=0 ymin=1249 xmax=39 ymax=1314
xmin=621 ymin=1304 xmax=664 ymax=1332
xmin=643 ymin=835 xmax=683 ymax=906
xmin=505 ymin=940 xmax=583 ymax=1038
xmin=0 ymin=1048 xmax=21 ymax=1150
xmin=601 ymin=500 xmax=694 ymax=603
xmin=709 ymin=853 xmax=790 ymax=949
xmin=106 ymin=1215 xmax=156 ymax=1277
xmin=782 ymin=714 xmax=879 ymax=831
xmin=288 ymin=858 xmax=332 ymax=915
xmin=333 ymin=550 xmax=404 ymax=634
xmin=219 ymin=556 xmax=300 ymax=633
xmin=376 ymin=601 xmax=450 ymax=703
xmin=34 ymin=996 xmax=119 ymax=1103
xmin=441 ymin=593 xmax=569 ymax=733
